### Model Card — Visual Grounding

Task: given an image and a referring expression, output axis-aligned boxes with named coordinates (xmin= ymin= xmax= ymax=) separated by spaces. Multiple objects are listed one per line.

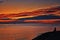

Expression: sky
xmin=0 ymin=0 xmax=60 ymax=14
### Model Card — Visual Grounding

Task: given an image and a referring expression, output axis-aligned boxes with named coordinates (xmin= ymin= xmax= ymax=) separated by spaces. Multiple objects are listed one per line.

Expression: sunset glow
xmin=0 ymin=0 xmax=60 ymax=40
xmin=0 ymin=0 xmax=60 ymax=23
xmin=0 ymin=0 xmax=60 ymax=14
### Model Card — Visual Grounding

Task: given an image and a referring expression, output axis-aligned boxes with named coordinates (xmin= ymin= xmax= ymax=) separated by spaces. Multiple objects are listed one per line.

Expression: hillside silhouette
xmin=32 ymin=28 xmax=60 ymax=40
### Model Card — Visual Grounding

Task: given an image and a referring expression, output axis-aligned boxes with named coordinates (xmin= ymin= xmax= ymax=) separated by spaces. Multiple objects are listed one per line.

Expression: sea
xmin=0 ymin=23 xmax=60 ymax=40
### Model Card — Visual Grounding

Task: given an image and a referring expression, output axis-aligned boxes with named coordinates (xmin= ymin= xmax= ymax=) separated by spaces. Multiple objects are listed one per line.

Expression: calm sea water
xmin=0 ymin=23 xmax=60 ymax=40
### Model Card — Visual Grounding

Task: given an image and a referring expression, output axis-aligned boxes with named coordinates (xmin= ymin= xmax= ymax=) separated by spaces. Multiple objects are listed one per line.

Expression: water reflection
xmin=0 ymin=23 xmax=60 ymax=40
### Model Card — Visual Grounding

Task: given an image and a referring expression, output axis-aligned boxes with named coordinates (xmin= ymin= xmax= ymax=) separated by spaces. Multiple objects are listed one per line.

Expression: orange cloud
xmin=54 ymin=11 xmax=60 ymax=16
xmin=0 ymin=20 xmax=16 ymax=22
xmin=0 ymin=6 xmax=60 ymax=23
xmin=24 ymin=19 xmax=60 ymax=24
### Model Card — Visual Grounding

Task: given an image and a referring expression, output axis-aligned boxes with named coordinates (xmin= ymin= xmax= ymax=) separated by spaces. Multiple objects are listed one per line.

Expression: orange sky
xmin=0 ymin=6 xmax=49 ymax=14
xmin=0 ymin=0 xmax=59 ymax=14
xmin=1 ymin=5 xmax=59 ymax=14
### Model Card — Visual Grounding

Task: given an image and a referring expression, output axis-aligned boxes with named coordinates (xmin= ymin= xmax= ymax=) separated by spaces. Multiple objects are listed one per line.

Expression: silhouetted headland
xmin=32 ymin=27 xmax=60 ymax=40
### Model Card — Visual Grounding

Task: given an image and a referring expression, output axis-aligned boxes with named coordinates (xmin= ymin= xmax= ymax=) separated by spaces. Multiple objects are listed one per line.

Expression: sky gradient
xmin=0 ymin=0 xmax=60 ymax=14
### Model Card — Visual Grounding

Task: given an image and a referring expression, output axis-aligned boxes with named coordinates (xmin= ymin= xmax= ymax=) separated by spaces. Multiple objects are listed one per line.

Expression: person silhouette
xmin=32 ymin=27 xmax=60 ymax=40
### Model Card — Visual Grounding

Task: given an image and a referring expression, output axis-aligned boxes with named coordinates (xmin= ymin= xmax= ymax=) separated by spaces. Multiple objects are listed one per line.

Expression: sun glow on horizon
xmin=1 ymin=5 xmax=59 ymax=14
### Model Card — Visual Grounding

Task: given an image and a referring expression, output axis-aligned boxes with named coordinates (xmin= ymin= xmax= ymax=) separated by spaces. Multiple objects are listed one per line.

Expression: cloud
xmin=0 ymin=0 xmax=4 ymax=3
xmin=23 ymin=19 xmax=60 ymax=23
xmin=0 ymin=6 xmax=60 ymax=23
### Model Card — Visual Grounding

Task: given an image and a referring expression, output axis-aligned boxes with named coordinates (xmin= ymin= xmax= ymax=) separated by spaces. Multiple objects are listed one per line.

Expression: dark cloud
xmin=0 ymin=0 xmax=4 ymax=3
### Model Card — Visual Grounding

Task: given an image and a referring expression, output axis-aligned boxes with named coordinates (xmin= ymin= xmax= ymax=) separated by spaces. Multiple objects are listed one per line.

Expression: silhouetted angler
xmin=32 ymin=27 xmax=60 ymax=40
xmin=53 ymin=27 xmax=56 ymax=32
